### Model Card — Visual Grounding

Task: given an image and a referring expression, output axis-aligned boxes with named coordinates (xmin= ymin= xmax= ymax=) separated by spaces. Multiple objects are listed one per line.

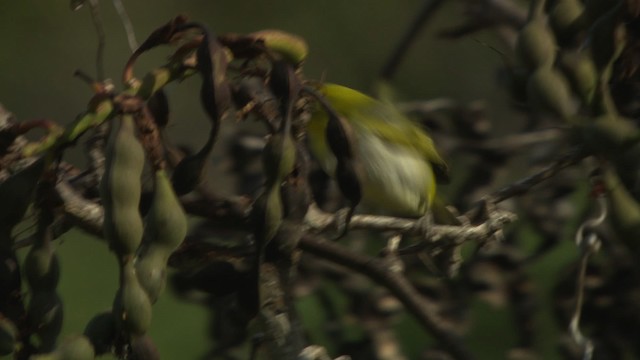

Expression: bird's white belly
xmin=357 ymin=132 xmax=433 ymax=217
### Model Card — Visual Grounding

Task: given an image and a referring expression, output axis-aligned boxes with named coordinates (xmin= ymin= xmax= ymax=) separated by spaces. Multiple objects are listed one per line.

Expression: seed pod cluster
xmin=100 ymin=114 xmax=154 ymax=339
xmin=252 ymin=131 xmax=296 ymax=248
xmin=30 ymin=334 xmax=95 ymax=360
xmin=558 ymin=51 xmax=598 ymax=105
xmin=251 ymin=61 xmax=299 ymax=251
xmin=549 ymin=0 xmax=585 ymax=44
xmin=135 ymin=169 xmax=187 ymax=303
xmin=512 ymin=0 xmax=627 ymax=120
xmin=25 ymin=218 xmax=62 ymax=352
xmin=27 ymin=292 xmax=63 ymax=352
xmin=579 ymin=114 xmax=640 ymax=195
xmin=515 ymin=0 xmax=577 ymax=120
xmin=516 ymin=0 xmax=556 ymax=71
xmin=580 ymin=115 xmax=639 ymax=157
xmin=526 ymin=67 xmax=576 ymax=120
xmin=0 ymin=156 xmax=44 ymax=356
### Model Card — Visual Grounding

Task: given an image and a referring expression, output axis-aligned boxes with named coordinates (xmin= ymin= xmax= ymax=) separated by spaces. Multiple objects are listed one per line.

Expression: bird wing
xmin=357 ymin=101 xmax=450 ymax=183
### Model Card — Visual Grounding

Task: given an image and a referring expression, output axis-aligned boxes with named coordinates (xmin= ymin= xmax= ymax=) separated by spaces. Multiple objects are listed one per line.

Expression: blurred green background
xmin=0 ymin=1 xmax=579 ymax=359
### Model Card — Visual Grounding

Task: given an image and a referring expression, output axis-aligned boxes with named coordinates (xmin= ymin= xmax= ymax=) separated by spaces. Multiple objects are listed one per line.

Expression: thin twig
xmin=570 ymin=253 xmax=594 ymax=360
xmin=112 ymin=0 xmax=138 ymax=52
xmin=88 ymin=0 xmax=106 ymax=81
xmin=569 ymin=196 xmax=606 ymax=360
xmin=451 ymin=129 xmax=563 ymax=153
xmin=440 ymin=0 xmax=527 ymax=39
xmin=380 ymin=0 xmax=446 ymax=80
xmin=488 ymin=149 xmax=587 ymax=204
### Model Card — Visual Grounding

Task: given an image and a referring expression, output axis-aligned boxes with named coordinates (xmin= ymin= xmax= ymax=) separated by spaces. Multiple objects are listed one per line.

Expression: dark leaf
xmin=196 ymin=26 xmax=232 ymax=125
xmin=136 ymin=15 xmax=189 ymax=55
xmin=0 ymin=157 xmax=46 ymax=228
xmin=123 ymin=16 xmax=189 ymax=84
xmin=325 ymin=111 xmax=362 ymax=210
xmin=147 ymin=90 xmax=169 ymax=128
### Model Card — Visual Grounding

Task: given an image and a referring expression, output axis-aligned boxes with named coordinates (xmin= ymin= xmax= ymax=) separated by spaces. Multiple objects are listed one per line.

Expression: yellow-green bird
xmin=306 ymin=83 xmax=449 ymax=218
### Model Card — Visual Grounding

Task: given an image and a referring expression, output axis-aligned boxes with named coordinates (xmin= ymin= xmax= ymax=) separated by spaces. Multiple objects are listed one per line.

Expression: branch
xmin=112 ymin=0 xmax=138 ymax=52
xmin=487 ymin=149 xmax=587 ymax=204
xmin=14 ymin=170 xmax=515 ymax=360
xmin=55 ymin=181 xmax=103 ymax=235
xmin=304 ymin=204 xmax=515 ymax=247
xmin=380 ymin=0 xmax=446 ymax=80
xmin=298 ymin=235 xmax=476 ymax=360
xmin=12 ymin=180 xmax=103 ymax=250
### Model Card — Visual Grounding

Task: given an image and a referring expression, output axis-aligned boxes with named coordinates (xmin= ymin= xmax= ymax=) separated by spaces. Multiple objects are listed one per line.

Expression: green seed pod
xmin=27 ymin=291 xmax=63 ymax=339
xmin=146 ymin=170 xmax=187 ymax=251
xmin=25 ymin=241 xmax=60 ymax=292
xmin=252 ymin=185 xmax=284 ymax=247
xmin=30 ymin=335 xmax=95 ymax=360
xmin=171 ymin=153 xmax=206 ymax=196
xmin=101 ymin=115 xmax=145 ymax=256
xmin=263 ymin=185 xmax=284 ymax=244
xmin=580 ymin=115 xmax=640 ymax=157
xmin=516 ymin=18 xmax=557 ymax=71
xmin=147 ymin=90 xmax=169 ymax=128
xmin=550 ymin=0 xmax=586 ymax=43
xmin=130 ymin=334 xmax=161 ymax=360
xmin=0 ymin=317 xmax=17 ymax=356
xmin=134 ymin=245 xmax=169 ymax=304
xmin=83 ymin=311 xmax=116 ymax=355
xmin=113 ymin=262 xmax=152 ymax=336
xmin=604 ymin=168 xmax=640 ymax=253
xmin=104 ymin=207 xmax=145 ymax=256
xmin=251 ymin=29 xmax=309 ymax=65
xmin=526 ymin=67 xmax=576 ymax=119
xmin=262 ymin=133 xmax=296 ymax=182
xmin=559 ymin=51 xmax=598 ymax=105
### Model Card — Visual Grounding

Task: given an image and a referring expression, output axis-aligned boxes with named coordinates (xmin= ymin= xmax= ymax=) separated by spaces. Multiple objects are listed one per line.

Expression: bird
xmin=305 ymin=83 xmax=449 ymax=218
